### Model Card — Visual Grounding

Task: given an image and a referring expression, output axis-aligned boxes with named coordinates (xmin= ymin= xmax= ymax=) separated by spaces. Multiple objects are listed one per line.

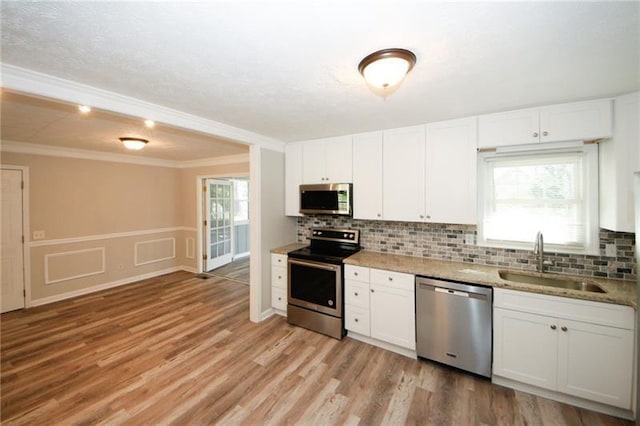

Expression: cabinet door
xmin=302 ymin=139 xmax=327 ymax=183
xmin=540 ymin=99 xmax=612 ymax=143
xmin=285 ymin=143 xmax=303 ymax=216
xmin=477 ymin=109 xmax=539 ymax=148
xmin=345 ymin=305 xmax=370 ymax=336
xmin=382 ymin=125 xmax=426 ymax=222
xmin=324 ymin=135 xmax=353 ymax=183
xmin=353 ymin=131 xmax=383 ymax=220
xmin=493 ymin=308 xmax=558 ymax=391
xmin=557 ymin=319 xmax=633 ymax=409
xmin=425 ymin=118 xmax=477 ymax=224
xmin=272 ymin=287 xmax=287 ymax=311
xmin=370 ymin=283 xmax=415 ymax=350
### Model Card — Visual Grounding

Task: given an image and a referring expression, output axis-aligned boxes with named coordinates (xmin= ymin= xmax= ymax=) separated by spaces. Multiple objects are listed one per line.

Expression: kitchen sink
xmin=498 ymin=270 xmax=606 ymax=293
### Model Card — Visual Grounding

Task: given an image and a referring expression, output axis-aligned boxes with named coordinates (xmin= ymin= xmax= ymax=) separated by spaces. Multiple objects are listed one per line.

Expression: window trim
xmin=476 ymin=144 xmax=599 ymax=255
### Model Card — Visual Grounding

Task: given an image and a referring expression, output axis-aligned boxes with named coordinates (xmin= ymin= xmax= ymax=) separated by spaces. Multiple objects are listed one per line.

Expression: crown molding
xmin=1 ymin=63 xmax=285 ymax=152
xmin=0 ymin=140 xmax=249 ymax=169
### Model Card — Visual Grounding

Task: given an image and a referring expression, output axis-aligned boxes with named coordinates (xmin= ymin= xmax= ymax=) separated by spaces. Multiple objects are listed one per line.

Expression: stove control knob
xmin=317 ymin=231 xmax=322 ymax=235
xmin=343 ymin=233 xmax=348 ymax=238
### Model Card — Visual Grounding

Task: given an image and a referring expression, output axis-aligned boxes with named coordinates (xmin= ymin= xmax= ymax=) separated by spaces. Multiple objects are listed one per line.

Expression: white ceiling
xmin=0 ymin=91 xmax=248 ymax=162
xmin=1 ymin=1 xmax=639 ymax=143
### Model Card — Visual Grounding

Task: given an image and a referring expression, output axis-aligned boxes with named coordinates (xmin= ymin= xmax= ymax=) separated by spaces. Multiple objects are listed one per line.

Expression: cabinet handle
xmin=419 ymin=214 xmax=424 ymax=219
xmin=550 ymin=324 xmax=557 ymax=330
xmin=354 ymin=272 xmax=358 ymax=276
xmin=354 ymin=292 xmax=358 ymax=296
xmin=543 ymin=131 xmax=548 ymax=136
xmin=388 ymin=276 xmax=393 ymax=281
xmin=371 ymin=289 xmax=375 ymax=293
xmin=533 ymin=132 xmax=539 ymax=138
xmin=278 ymin=276 xmax=282 ymax=279
xmin=278 ymin=297 xmax=282 ymax=301
xmin=561 ymin=326 xmax=567 ymax=332
xmin=355 ymin=318 xmax=359 ymax=322
xmin=377 ymin=213 xmax=381 ymax=217
xmin=426 ymin=215 xmax=431 ymax=219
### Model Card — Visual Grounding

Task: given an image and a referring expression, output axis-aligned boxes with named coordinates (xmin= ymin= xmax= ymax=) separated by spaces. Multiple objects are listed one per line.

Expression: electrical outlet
xmin=464 ymin=234 xmax=475 ymax=245
xmin=605 ymin=244 xmax=616 ymax=257
xmin=33 ymin=230 xmax=45 ymax=240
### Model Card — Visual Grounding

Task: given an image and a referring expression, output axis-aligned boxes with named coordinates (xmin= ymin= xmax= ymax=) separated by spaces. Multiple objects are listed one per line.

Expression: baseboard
xmin=30 ymin=266 xmax=191 ymax=307
xmin=347 ymin=332 xmax=417 ymax=359
xmin=180 ymin=265 xmax=198 ymax=273
xmin=257 ymin=307 xmax=275 ymax=322
xmin=492 ymin=375 xmax=634 ymax=421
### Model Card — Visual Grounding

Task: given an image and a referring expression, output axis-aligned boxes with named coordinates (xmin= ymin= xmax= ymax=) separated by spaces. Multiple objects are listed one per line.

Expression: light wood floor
xmin=0 ymin=271 xmax=632 ymax=425
xmin=208 ymin=256 xmax=250 ymax=284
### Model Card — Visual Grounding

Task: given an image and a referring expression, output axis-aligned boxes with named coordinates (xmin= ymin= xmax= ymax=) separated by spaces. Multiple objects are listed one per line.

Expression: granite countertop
xmin=271 ymin=243 xmax=307 ymax=255
xmin=345 ymin=251 xmax=637 ymax=309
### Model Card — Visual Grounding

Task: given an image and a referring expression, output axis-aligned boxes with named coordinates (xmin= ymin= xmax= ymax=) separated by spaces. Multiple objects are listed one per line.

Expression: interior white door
xmin=1 ymin=169 xmax=25 ymax=313
xmin=205 ymin=179 xmax=233 ymax=271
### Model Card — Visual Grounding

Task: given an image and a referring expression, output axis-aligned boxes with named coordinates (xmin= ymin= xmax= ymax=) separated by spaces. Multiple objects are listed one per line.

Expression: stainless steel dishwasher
xmin=415 ymin=276 xmax=493 ymax=378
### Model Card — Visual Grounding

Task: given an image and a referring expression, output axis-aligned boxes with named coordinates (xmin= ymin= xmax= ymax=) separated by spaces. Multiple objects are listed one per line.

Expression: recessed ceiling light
xmin=119 ymin=137 xmax=148 ymax=150
xmin=358 ymin=48 xmax=417 ymax=89
xmin=78 ymin=105 xmax=92 ymax=114
xmin=144 ymin=119 xmax=155 ymax=128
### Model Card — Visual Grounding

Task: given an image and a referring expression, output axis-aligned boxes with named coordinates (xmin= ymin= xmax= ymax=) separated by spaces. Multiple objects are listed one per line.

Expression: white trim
xmin=492 ymin=376 xmax=633 ymax=421
xmin=180 ymin=265 xmax=198 ymax=274
xmin=1 ymin=64 xmax=284 ymax=152
xmin=249 ymin=145 xmax=261 ymax=323
xmin=233 ymin=252 xmax=250 ymax=260
xmin=29 ymin=226 xmax=192 ymax=247
xmin=31 ymin=266 xmax=188 ymax=307
xmin=134 ymin=238 xmax=176 ymax=266
xmin=0 ymin=165 xmax=31 ymax=308
xmin=347 ymin=332 xmax=417 ymax=359
xmin=259 ymin=307 xmax=276 ymax=321
xmin=45 ymin=247 xmax=106 ymax=285
xmin=1 ymin=140 xmax=250 ymax=169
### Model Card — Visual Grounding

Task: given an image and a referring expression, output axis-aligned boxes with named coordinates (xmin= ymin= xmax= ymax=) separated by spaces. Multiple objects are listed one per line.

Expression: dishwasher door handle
xmin=435 ymin=287 xmax=469 ymax=297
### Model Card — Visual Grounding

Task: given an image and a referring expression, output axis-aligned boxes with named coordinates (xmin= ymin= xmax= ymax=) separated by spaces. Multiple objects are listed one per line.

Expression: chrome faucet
xmin=533 ymin=231 xmax=552 ymax=272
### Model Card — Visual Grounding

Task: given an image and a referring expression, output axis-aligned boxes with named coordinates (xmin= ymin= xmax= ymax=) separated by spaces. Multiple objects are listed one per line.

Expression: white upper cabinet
xmin=478 ymin=99 xmax=613 ymax=148
xmin=383 ymin=125 xmax=426 ymax=222
xmin=425 ymin=118 xmax=477 ymax=225
xmin=599 ymin=91 xmax=640 ymax=233
xmin=477 ymin=108 xmax=540 ymax=148
xmin=302 ymin=135 xmax=352 ymax=184
xmin=285 ymin=143 xmax=303 ymax=216
xmin=353 ymin=131 xmax=383 ymax=220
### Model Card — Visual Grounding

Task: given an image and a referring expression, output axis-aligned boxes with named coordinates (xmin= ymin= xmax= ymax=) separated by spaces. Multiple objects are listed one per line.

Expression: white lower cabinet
xmin=271 ymin=254 xmax=288 ymax=315
xmin=493 ymin=288 xmax=634 ymax=410
xmin=344 ymin=265 xmax=415 ymax=353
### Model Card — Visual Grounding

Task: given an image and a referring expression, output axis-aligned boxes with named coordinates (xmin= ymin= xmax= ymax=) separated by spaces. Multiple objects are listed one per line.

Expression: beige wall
xmin=1 ymin=151 xmax=248 ymax=304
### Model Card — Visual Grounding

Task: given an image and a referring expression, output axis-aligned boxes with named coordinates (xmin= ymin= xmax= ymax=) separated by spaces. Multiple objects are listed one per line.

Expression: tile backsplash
xmin=297 ymin=216 xmax=637 ymax=281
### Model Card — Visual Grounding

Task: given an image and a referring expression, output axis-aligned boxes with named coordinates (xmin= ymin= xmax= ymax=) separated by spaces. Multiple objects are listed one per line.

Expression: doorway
xmin=202 ymin=177 xmax=250 ymax=273
xmin=1 ymin=167 xmax=28 ymax=313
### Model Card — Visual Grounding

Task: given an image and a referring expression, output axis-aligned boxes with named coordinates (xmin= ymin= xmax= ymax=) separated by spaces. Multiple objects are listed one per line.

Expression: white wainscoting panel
xmin=135 ymin=238 xmax=176 ymax=266
xmin=45 ymin=247 xmax=105 ymax=285
xmin=186 ymin=237 xmax=195 ymax=259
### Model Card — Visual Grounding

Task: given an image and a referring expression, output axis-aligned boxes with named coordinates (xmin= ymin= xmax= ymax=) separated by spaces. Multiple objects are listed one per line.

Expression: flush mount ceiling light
xmin=78 ymin=104 xmax=91 ymax=114
xmin=358 ymin=48 xmax=417 ymax=89
xmin=144 ymin=119 xmax=155 ymax=128
xmin=119 ymin=137 xmax=148 ymax=150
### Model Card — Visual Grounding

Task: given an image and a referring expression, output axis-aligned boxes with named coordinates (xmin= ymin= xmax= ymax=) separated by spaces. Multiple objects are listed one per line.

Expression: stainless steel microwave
xmin=299 ymin=183 xmax=352 ymax=216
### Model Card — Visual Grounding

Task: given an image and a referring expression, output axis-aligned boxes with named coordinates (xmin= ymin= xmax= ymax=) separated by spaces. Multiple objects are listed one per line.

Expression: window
xmin=232 ymin=179 xmax=249 ymax=224
xmin=477 ymin=145 xmax=598 ymax=254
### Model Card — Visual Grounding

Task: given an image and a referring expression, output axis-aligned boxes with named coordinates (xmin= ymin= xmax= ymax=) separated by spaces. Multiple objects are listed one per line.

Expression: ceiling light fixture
xmin=78 ymin=104 xmax=92 ymax=114
xmin=358 ymin=48 xmax=417 ymax=89
xmin=144 ymin=119 xmax=155 ymax=128
xmin=119 ymin=137 xmax=148 ymax=150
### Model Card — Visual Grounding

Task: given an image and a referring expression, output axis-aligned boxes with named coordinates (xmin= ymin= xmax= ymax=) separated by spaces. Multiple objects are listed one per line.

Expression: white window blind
xmin=478 ymin=146 xmax=598 ymax=254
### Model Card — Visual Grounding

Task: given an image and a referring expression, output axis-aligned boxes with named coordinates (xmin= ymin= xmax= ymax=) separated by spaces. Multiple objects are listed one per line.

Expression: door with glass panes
xmin=205 ymin=179 xmax=233 ymax=271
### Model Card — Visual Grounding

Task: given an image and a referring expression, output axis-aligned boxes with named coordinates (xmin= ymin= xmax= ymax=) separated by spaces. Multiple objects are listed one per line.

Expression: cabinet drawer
xmin=271 ymin=266 xmax=287 ymax=289
xmin=345 ymin=280 xmax=370 ymax=308
xmin=345 ymin=265 xmax=369 ymax=283
xmin=345 ymin=305 xmax=370 ymax=336
xmin=370 ymin=268 xmax=414 ymax=291
xmin=494 ymin=288 xmax=634 ymax=329
xmin=271 ymin=253 xmax=287 ymax=267
xmin=272 ymin=288 xmax=287 ymax=311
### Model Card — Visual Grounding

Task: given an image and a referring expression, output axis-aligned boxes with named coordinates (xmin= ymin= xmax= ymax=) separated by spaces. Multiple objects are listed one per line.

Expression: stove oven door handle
xmin=287 ymin=258 xmax=341 ymax=272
